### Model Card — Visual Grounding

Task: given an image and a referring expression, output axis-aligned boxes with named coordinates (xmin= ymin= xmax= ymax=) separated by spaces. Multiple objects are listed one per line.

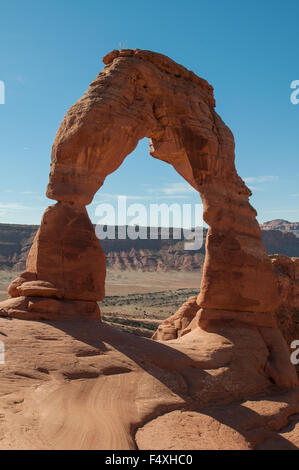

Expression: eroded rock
xmin=271 ymin=254 xmax=299 ymax=347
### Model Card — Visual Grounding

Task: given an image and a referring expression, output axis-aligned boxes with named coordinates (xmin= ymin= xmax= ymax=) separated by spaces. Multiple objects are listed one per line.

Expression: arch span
xmin=2 ymin=50 xmax=278 ymax=324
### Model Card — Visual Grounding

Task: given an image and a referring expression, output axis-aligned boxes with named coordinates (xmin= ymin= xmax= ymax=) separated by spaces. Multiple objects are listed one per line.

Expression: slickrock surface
xmin=136 ymin=390 xmax=299 ymax=450
xmin=0 ymin=317 xmax=298 ymax=450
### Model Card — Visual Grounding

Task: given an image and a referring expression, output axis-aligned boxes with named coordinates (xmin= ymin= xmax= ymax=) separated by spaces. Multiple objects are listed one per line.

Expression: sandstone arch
xmin=1 ymin=49 xmax=278 ymax=323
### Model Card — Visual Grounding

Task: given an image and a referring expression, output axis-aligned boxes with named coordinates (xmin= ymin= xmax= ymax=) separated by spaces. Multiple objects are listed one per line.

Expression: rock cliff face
xmin=0 ymin=224 xmax=37 ymax=270
xmin=262 ymin=230 xmax=299 ymax=257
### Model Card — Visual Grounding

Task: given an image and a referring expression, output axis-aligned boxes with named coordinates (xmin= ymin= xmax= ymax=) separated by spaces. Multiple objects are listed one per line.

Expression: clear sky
xmin=0 ymin=0 xmax=298 ymax=225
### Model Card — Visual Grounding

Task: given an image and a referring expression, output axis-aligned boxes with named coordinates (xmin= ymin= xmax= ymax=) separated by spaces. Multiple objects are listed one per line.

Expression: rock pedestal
xmin=1 ymin=203 xmax=105 ymax=320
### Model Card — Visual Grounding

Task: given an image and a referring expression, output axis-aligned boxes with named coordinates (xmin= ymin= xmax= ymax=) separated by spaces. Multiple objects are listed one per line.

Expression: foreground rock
xmin=0 ymin=318 xmax=298 ymax=450
xmin=136 ymin=390 xmax=299 ymax=450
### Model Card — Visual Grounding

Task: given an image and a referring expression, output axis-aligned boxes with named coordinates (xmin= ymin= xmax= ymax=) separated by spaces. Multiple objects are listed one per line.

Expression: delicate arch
xmin=3 ymin=49 xmax=278 ymax=325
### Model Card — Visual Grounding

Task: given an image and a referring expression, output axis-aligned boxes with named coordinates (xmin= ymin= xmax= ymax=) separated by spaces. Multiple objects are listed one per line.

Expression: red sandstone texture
xmin=270 ymin=255 xmax=299 ymax=346
xmin=0 ymin=318 xmax=299 ymax=450
xmin=9 ymin=203 xmax=106 ymax=302
xmin=152 ymin=296 xmax=199 ymax=340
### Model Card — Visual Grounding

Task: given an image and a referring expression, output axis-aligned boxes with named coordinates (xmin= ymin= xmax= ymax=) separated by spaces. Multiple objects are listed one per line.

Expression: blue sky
xmin=0 ymin=0 xmax=298 ymax=225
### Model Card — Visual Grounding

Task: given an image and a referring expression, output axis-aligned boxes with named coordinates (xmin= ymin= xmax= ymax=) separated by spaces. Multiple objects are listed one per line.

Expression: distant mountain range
xmin=0 ymin=220 xmax=298 ymax=271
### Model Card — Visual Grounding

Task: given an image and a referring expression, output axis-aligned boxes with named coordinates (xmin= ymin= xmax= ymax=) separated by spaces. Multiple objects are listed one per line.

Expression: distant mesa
xmin=261 ymin=219 xmax=299 ymax=236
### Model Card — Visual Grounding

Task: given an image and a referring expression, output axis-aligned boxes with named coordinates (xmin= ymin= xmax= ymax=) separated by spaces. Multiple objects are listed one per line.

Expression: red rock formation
xmin=3 ymin=203 xmax=105 ymax=320
xmin=152 ymin=296 xmax=199 ymax=340
xmin=47 ymin=49 xmax=278 ymax=317
xmin=19 ymin=203 xmax=105 ymax=302
xmin=0 ymin=49 xmax=296 ymax=389
xmin=53 ymin=51 xmax=277 ymax=317
xmin=270 ymin=255 xmax=299 ymax=346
